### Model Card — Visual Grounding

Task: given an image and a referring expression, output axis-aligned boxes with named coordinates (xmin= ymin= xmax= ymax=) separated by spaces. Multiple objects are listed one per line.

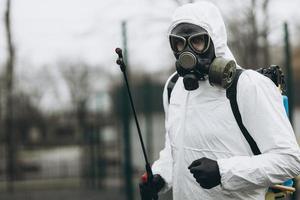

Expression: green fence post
xmin=121 ymin=20 xmax=134 ymax=200
xmin=284 ymin=22 xmax=294 ymax=126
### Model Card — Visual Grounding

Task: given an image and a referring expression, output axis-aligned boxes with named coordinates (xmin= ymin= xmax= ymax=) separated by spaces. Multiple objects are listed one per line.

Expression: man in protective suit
xmin=139 ymin=2 xmax=300 ymax=200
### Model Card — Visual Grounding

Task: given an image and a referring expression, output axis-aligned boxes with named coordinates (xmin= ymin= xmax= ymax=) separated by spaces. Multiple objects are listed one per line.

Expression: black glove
xmin=188 ymin=157 xmax=221 ymax=189
xmin=139 ymin=174 xmax=165 ymax=200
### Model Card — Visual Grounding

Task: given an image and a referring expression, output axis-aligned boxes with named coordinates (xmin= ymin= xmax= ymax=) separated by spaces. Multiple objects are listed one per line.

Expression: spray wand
xmin=115 ymin=48 xmax=157 ymax=200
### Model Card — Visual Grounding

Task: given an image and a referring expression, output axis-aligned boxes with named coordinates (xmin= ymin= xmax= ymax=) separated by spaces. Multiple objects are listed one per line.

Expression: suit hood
xmin=169 ymin=1 xmax=235 ymax=61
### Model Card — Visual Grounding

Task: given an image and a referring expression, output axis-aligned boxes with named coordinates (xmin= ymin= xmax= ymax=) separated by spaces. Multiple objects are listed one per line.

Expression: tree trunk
xmin=261 ymin=0 xmax=270 ymax=66
xmin=248 ymin=0 xmax=259 ymax=67
xmin=4 ymin=0 xmax=16 ymax=192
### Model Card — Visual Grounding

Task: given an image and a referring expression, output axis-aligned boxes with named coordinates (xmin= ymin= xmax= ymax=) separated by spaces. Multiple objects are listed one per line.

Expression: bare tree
xmin=15 ymin=66 xmax=54 ymax=109
xmin=4 ymin=0 xmax=16 ymax=192
xmin=261 ymin=0 xmax=270 ymax=66
xmin=248 ymin=0 xmax=259 ymax=66
xmin=60 ymin=62 xmax=92 ymax=141
xmin=227 ymin=0 xmax=272 ymax=68
xmin=59 ymin=61 xmax=113 ymax=186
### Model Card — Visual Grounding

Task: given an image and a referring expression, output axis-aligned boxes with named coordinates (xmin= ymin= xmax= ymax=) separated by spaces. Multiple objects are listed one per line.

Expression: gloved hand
xmin=188 ymin=157 xmax=221 ymax=189
xmin=139 ymin=173 xmax=165 ymax=200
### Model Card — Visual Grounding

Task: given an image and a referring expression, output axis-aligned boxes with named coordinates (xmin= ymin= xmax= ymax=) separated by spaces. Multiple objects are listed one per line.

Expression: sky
xmin=0 ymin=0 xmax=299 ymax=111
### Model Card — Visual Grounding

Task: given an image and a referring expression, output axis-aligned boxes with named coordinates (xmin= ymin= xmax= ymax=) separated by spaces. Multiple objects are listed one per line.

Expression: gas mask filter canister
xmin=209 ymin=57 xmax=236 ymax=89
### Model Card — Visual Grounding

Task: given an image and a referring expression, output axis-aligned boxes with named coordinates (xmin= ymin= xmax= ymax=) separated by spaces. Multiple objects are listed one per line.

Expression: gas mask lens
xmin=169 ymin=33 xmax=210 ymax=54
xmin=189 ymin=33 xmax=210 ymax=53
xmin=169 ymin=34 xmax=186 ymax=52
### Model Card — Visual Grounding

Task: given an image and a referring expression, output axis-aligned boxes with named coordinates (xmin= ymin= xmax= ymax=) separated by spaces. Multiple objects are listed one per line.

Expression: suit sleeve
xmin=151 ymin=75 xmax=175 ymax=193
xmin=217 ymin=70 xmax=300 ymax=191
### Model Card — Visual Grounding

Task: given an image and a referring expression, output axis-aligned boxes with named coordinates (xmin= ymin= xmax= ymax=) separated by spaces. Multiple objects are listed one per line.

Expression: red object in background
xmin=141 ymin=172 xmax=148 ymax=183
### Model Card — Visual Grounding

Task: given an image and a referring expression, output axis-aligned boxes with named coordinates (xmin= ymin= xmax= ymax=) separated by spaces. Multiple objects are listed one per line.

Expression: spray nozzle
xmin=115 ymin=47 xmax=126 ymax=72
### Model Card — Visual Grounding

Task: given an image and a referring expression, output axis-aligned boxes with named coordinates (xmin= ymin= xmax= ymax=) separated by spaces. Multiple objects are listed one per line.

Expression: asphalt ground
xmin=0 ymin=189 xmax=173 ymax=200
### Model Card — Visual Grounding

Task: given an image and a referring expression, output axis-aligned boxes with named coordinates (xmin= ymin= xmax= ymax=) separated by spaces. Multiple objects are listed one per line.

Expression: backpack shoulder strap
xmin=226 ymin=69 xmax=261 ymax=155
xmin=167 ymin=73 xmax=179 ymax=104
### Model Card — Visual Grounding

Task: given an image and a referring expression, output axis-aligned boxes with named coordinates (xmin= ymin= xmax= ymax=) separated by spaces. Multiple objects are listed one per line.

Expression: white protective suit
xmin=152 ymin=2 xmax=300 ymax=200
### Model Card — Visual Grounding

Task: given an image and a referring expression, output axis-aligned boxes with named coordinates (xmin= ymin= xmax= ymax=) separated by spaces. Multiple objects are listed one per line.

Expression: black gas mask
xmin=169 ymin=23 xmax=236 ymax=90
